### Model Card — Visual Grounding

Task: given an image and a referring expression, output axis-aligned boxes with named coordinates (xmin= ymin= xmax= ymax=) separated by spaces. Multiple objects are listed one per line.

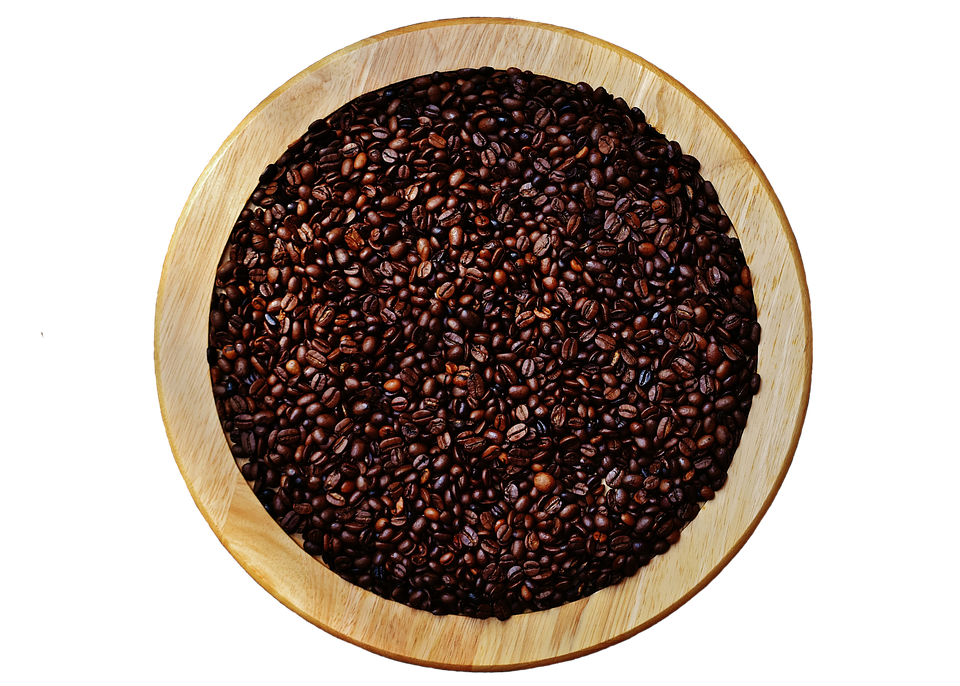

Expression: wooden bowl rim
xmin=154 ymin=18 xmax=812 ymax=670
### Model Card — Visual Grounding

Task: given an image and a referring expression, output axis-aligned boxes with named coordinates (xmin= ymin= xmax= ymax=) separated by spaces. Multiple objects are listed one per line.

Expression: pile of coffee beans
xmin=209 ymin=67 xmax=760 ymax=620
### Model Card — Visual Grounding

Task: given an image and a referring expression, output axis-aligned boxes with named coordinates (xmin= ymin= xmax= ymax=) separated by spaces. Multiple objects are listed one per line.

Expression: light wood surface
xmin=155 ymin=17 xmax=811 ymax=671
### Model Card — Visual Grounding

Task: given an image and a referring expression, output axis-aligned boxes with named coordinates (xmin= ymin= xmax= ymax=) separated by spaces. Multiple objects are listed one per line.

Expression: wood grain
xmin=155 ymin=18 xmax=812 ymax=671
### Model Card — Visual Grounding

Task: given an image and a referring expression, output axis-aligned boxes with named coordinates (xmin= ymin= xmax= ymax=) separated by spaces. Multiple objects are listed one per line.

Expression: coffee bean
xmin=533 ymin=471 xmax=556 ymax=492
xmin=462 ymin=435 xmax=486 ymax=452
xmin=507 ymin=424 xmax=528 ymax=442
xmin=716 ymin=395 xmax=737 ymax=411
xmin=516 ymin=311 xmax=536 ymax=328
xmin=595 ymin=333 xmax=617 ymax=351
xmin=210 ymin=67 xmax=760 ymax=622
xmin=672 ymin=357 xmax=696 ymax=379
xmin=533 ymin=234 xmax=552 ymax=256
xmin=321 ymin=387 xmax=340 ymax=408
xmin=550 ymin=405 xmax=566 ymax=427
xmin=436 ymin=281 xmax=456 ymax=299
xmin=580 ymin=300 xmax=599 ymax=321
xmin=467 ymin=374 xmax=485 ymax=399
xmin=460 ymin=526 xmax=479 ymax=548
xmin=277 ymin=428 xmax=300 ymax=446
xmin=470 ymin=345 xmax=489 ymax=363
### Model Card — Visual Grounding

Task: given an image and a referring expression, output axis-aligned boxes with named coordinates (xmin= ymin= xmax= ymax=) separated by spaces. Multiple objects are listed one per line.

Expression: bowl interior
xmin=155 ymin=17 xmax=810 ymax=671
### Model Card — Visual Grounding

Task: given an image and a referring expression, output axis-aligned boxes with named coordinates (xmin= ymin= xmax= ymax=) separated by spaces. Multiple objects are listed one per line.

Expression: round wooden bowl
xmin=155 ymin=17 xmax=811 ymax=671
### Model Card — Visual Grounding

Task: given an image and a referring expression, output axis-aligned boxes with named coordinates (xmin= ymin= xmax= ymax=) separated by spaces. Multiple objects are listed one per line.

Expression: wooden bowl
xmin=155 ymin=17 xmax=811 ymax=671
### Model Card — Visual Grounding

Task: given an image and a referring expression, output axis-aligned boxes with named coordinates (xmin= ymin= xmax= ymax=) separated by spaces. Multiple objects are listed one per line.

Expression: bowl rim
xmin=155 ymin=16 xmax=812 ymax=671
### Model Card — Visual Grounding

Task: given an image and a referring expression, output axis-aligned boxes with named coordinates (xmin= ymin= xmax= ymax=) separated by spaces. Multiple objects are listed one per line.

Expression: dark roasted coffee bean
xmin=507 ymin=424 xmax=528 ymax=442
xmin=550 ymin=405 xmax=566 ymax=427
xmin=580 ymin=300 xmax=599 ymax=321
xmin=321 ymin=387 xmax=340 ymax=408
xmin=595 ymin=333 xmax=617 ymax=351
xmin=516 ymin=310 xmax=536 ymax=328
xmin=277 ymin=428 xmax=300 ymax=446
xmin=467 ymin=373 xmax=485 ymax=399
xmin=533 ymin=471 xmax=556 ymax=492
xmin=533 ymin=234 xmax=551 ymax=256
xmin=541 ymin=495 xmax=562 ymax=515
xmin=460 ymin=526 xmax=479 ymax=548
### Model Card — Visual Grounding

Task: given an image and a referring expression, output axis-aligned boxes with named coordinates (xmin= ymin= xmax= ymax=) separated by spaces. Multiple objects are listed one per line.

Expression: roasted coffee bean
xmin=321 ymin=387 xmax=340 ymax=408
xmin=533 ymin=234 xmax=552 ymax=256
xmin=595 ymin=333 xmax=617 ymax=351
xmin=466 ymin=374 xmax=485 ymax=399
xmin=580 ymin=300 xmax=600 ymax=321
xmin=210 ymin=67 xmax=760 ymax=622
xmin=460 ymin=526 xmax=479 ymax=548
xmin=277 ymin=429 xmax=300 ymax=446
xmin=533 ymin=471 xmax=556 ymax=492
xmin=507 ymin=424 xmax=528 ymax=442
xmin=550 ymin=405 xmax=566 ymax=427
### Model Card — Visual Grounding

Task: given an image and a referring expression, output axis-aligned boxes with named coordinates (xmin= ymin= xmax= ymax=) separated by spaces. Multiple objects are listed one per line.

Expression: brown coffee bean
xmin=533 ymin=471 xmax=556 ymax=492
xmin=716 ymin=395 xmax=737 ymax=411
xmin=321 ymin=387 xmax=340 ymax=408
xmin=460 ymin=526 xmax=479 ymax=548
xmin=516 ymin=311 xmax=536 ymax=328
xmin=436 ymin=281 xmax=456 ymax=299
xmin=533 ymin=234 xmax=551 ymax=256
xmin=595 ymin=333 xmax=617 ymax=350
xmin=550 ymin=405 xmax=566 ymax=427
xmin=506 ymin=424 xmax=528 ymax=442
xmin=467 ymin=374 xmax=485 ymax=398
xmin=580 ymin=300 xmax=599 ymax=320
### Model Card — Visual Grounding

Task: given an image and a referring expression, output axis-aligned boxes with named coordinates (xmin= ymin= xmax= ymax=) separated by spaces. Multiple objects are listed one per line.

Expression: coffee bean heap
xmin=209 ymin=67 xmax=761 ymax=620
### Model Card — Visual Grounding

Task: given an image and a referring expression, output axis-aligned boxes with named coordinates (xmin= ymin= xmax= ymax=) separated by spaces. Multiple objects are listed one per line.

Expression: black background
xmin=148 ymin=13 xmax=816 ymax=680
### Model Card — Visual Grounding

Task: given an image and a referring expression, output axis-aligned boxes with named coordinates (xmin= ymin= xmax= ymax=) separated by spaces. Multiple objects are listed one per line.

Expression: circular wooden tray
xmin=155 ymin=17 xmax=811 ymax=671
